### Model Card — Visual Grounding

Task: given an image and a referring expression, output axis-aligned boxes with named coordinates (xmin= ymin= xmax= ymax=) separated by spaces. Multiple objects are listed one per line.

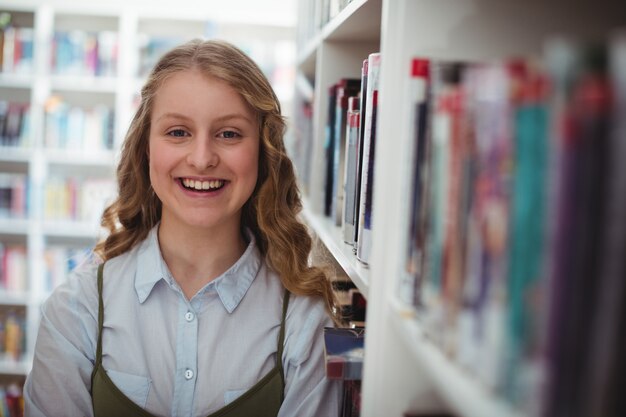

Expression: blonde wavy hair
xmin=95 ymin=39 xmax=339 ymax=321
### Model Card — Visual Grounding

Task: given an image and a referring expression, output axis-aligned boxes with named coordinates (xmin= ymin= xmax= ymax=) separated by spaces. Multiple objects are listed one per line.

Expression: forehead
xmin=151 ymin=69 xmax=257 ymax=121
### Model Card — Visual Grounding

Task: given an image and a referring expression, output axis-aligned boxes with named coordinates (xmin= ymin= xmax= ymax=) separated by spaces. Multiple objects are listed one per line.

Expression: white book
xmin=356 ymin=52 xmax=381 ymax=265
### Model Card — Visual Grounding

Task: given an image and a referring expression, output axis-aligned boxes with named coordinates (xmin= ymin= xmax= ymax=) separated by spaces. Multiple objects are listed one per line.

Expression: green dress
xmin=91 ymin=263 xmax=289 ymax=417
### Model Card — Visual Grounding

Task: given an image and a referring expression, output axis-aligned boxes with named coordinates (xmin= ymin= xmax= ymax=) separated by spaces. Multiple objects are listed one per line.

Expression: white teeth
xmin=182 ymin=178 xmax=224 ymax=191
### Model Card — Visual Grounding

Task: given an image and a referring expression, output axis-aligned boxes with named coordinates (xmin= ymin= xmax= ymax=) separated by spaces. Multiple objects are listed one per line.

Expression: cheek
xmin=238 ymin=144 xmax=260 ymax=196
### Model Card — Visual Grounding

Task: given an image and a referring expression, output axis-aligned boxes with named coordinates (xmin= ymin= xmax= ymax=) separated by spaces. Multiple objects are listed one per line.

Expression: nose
xmin=187 ymin=137 xmax=218 ymax=170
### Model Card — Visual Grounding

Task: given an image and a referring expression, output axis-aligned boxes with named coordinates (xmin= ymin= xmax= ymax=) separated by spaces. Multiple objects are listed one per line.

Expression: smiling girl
xmin=24 ymin=39 xmax=341 ymax=417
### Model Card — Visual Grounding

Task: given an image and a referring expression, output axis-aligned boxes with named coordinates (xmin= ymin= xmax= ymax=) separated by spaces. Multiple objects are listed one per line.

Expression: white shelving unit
xmin=0 ymin=0 xmax=296 ymax=382
xmin=294 ymin=0 xmax=625 ymax=416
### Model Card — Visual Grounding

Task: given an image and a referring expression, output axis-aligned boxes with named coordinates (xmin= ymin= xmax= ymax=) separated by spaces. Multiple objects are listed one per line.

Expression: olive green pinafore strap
xmin=91 ymin=263 xmax=290 ymax=417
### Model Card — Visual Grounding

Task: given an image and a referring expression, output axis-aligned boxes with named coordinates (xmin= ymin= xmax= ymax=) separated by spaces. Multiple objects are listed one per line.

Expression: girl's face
xmin=148 ymin=69 xmax=260 ymax=234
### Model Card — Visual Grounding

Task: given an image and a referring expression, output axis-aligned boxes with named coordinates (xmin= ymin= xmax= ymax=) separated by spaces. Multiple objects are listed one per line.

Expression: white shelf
xmin=321 ymin=0 xmax=381 ymax=42
xmin=301 ymin=202 xmax=370 ymax=298
xmin=0 ymin=359 xmax=31 ymax=376
xmin=50 ymin=75 xmax=117 ymax=93
xmin=0 ymin=73 xmax=34 ymax=89
xmin=42 ymin=221 xmax=104 ymax=241
xmin=0 ymin=148 xmax=31 ymax=173
xmin=44 ymin=148 xmax=117 ymax=167
xmin=0 ymin=291 xmax=30 ymax=306
xmin=0 ymin=218 xmax=29 ymax=236
xmin=389 ymin=298 xmax=525 ymax=417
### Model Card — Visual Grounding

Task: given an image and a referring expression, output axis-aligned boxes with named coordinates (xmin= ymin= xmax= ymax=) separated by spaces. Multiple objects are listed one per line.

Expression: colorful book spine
xmin=324 ymin=84 xmax=338 ymax=217
xmin=1 ymin=26 xmax=34 ymax=74
xmin=52 ymin=30 xmax=118 ymax=77
xmin=44 ymin=177 xmax=115 ymax=223
xmin=0 ymin=244 xmax=27 ymax=292
xmin=44 ymin=97 xmax=114 ymax=151
xmin=332 ymin=79 xmax=361 ymax=226
xmin=502 ymin=60 xmax=550 ymax=408
xmin=0 ymin=173 xmax=27 ymax=219
xmin=400 ymin=57 xmax=431 ymax=306
xmin=582 ymin=30 xmax=626 ymax=417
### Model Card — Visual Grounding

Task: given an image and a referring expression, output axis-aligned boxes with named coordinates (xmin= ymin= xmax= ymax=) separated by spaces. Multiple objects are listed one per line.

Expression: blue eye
xmin=220 ymin=130 xmax=240 ymax=139
xmin=168 ymin=129 xmax=188 ymax=137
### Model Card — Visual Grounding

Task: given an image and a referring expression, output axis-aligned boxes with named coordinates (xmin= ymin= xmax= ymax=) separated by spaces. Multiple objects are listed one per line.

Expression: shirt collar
xmin=134 ymin=225 xmax=262 ymax=313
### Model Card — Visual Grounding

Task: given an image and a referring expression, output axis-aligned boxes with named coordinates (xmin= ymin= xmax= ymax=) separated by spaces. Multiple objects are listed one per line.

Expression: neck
xmin=157 ymin=219 xmax=247 ymax=299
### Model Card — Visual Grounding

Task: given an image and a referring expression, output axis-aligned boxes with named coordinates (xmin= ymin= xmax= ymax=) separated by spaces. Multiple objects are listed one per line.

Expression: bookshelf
xmin=294 ymin=0 xmax=625 ymax=416
xmin=0 ymin=1 xmax=295 ymax=396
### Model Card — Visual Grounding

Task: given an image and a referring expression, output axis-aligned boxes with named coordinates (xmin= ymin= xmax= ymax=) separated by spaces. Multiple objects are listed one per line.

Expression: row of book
xmin=0 ymin=243 xmax=93 ymax=294
xmin=0 ymin=101 xmax=30 ymax=148
xmin=44 ymin=177 xmax=115 ymax=224
xmin=52 ymin=30 xmax=118 ymax=77
xmin=1 ymin=174 xmax=116 ymax=223
xmin=0 ymin=308 xmax=26 ymax=361
xmin=0 ymin=174 xmax=27 ymax=219
xmin=399 ymin=34 xmax=626 ymax=417
xmin=44 ymin=96 xmax=114 ymax=151
xmin=0 ymin=383 xmax=22 ymax=417
xmin=0 ymin=245 xmax=25 ymax=293
xmin=0 ymin=25 xmax=34 ymax=75
xmin=290 ymin=78 xmax=314 ymax=193
xmin=321 ymin=52 xmax=381 ymax=266
xmin=43 ymin=245 xmax=92 ymax=292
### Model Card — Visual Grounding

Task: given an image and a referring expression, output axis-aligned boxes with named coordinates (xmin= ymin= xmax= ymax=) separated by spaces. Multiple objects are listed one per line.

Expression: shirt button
xmin=185 ymin=369 xmax=194 ymax=380
xmin=185 ymin=311 xmax=195 ymax=322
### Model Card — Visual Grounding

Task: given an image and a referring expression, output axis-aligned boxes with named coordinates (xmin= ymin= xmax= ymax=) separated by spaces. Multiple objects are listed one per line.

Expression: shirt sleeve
xmin=24 ymin=263 xmax=100 ymax=417
xmin=278 ymin=295 xmax=342 ymax=417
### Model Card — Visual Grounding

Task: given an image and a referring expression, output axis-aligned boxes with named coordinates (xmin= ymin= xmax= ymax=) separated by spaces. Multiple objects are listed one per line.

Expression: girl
xmin=25 ymin=39 xmax=341 ymax=417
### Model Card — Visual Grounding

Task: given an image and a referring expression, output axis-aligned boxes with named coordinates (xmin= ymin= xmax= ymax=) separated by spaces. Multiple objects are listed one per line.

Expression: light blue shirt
xmin=24 ymin=226 xmax=341 ymax=417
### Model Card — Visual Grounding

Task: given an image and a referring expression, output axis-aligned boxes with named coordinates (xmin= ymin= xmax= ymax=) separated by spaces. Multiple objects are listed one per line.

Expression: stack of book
xmin=0 ymin=244 xmax=26 ymax=293
xmin=0 ymin=101 xmax=30 ymax=148
xmin=52 ymin=30 xmax=118 ymax=77
xmin=0 ymin=18 xmax=34 ymax=75
xmin=44 ymin=176 xmax=115 ymax=224
xmin=0 ymin=173 xmax=27 ymax=219
xmin=44 ymin=96 xmax=114 ymax=151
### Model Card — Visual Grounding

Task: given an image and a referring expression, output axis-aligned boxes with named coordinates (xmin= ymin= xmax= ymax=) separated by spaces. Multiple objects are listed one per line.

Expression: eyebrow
xmin=155 ymin=112 xmax=255 ymax=125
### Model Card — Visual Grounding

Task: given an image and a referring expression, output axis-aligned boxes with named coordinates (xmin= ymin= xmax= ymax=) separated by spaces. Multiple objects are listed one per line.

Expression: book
xmin=400 ymin=57 xmax=431 ymax=306
xmin=352 ymin=58 xmax=369 ymax=247
xmin=356 ymin=52 xmax=381 ymax=265
xmin=542 ymin=38 xmax=614 ymax=417
xmin=501 ymin=59 xmax=550 ymax=408
xmin=323 ymin=327 xmax=365 ymax=380
xmin=342 ymin=95 xmax=360 ymax=244
xmin=582 ymin=30 xmax=626 ymax=417
xmin=332 ymin=79 xmax=361 ymax=226
xmin=420 ymin=61 xmax=466 ymax=352
xmin=324 ymin=84 xmax=338 ymax=217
